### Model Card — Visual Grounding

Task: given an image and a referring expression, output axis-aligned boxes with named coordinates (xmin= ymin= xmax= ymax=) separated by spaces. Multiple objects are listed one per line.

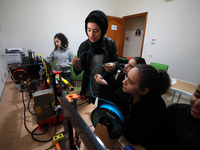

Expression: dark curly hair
xmin=54 ymin=33 xmax=69 ymax=50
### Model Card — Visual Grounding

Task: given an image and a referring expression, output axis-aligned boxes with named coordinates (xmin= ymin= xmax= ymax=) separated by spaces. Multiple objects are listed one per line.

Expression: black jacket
xmin=74 ymin=36 xmax=119 ymax=96
xmin=98 ymin=70 xmax=125 ymax=100
xmin=115 ymin=70 xmax=125 ymax=91
xmin=111 ymin=87 xmax=166 ymax=150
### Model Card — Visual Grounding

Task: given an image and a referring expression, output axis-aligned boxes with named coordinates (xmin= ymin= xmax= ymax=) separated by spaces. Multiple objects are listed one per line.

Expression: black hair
xmin=136 ymin=64 xmax=170 ymax=95
xmin=135 ymin=29 xmax=141 ymax=36
xmin=54 ymin=33 xmax=69 ymax=50
xmin=132 ymin=57 xmax=146 ymax=65
xmin=85 ymin=10 xmax=108 ymax=38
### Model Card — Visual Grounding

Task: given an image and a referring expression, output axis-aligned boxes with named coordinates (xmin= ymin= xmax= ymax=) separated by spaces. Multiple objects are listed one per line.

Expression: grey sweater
xmin=48 ymin=47 xmax=74 ymax=73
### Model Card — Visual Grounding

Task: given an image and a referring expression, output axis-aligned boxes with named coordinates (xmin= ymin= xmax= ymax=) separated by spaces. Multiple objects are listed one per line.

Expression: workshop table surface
xmin=0 ymin=75 xmax=145 ymax=150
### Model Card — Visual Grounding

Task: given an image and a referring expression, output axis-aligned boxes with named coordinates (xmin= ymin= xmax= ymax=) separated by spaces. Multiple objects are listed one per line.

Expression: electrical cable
xmin=89 ymin=63 xmax=114 ymax=106
xmin=31 ymin=125 xmax=57 ymax=143
xmin=21 ymin=87 xmax=47 ymax=135
xmin=77 ymin=51 xmax=123 ymax=110
xmin=82 ymin=54 xmax=125 ymax=139
xmin=77 ymin=51 xmax=90 ymax=78
xmin=73 ymin=51 xmax=120 ymax=112
xmin=78 ymin=51 xmax=112 ymax=104
xmin=21 ymin=85 xmax=57 ymax=143
xmin=28 ymin=97 xmax=36 ymax=115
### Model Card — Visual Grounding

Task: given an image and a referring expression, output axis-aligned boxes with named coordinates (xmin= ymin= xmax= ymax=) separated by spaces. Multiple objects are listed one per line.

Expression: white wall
xmin=0 ymin=0 xmax=200 ymax=86
xmin=0 ymin=0 xmax=121 ymax=57
xmin=0 ymin=0 xmax=121 ymax=98
xmin=0 ymin=29 xmax=8 ymax=99
xmin=120 ymin=0 xmax=200 ymax=84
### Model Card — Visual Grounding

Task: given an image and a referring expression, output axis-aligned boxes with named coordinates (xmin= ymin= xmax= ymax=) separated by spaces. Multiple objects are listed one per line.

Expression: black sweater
xmin=158 ymin=104 xmax=200 ymax=150
xmin=111 ymin=87 xmax=166 ymax=150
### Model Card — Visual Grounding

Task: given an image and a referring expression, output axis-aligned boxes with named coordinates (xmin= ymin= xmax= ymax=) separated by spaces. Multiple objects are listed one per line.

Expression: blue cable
xmin=78 ymin=51 xmax=90 ymax=78
xmin=90 ymin=65 xmax=124 ymax=123
xmin=78 ymin=51 xmax=124 ymax=123
xmin=77 ymin=51 xmax=113 ymax=104
xmin=89 ymin=63 xmax=112 ymax=103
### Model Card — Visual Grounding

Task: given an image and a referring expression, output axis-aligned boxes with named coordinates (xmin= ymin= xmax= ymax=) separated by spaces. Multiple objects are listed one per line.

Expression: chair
xmin=118 ymin=57 xmax=129 ymax=70
xmin=150 ymin=62 xmax=169 ymax=72
xmin=51 ymin=61 xmax=55 ymax=69
xmin=70 ymin=67 xmax=84 ymax=92
xmin=166 ymin=103 xmax=174 ymax=108
xmin=51 ymin=56 xmax=84 ymax=91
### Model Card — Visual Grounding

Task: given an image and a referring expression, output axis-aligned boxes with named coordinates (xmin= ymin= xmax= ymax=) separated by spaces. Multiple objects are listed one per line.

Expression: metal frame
xmin=169 ymin=87 xmax=192 ymax=103
xmin=61 ymin=96 xmax=107 ymax=150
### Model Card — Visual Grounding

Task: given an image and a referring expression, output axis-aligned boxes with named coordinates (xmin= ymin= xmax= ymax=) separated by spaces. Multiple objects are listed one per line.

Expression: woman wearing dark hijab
xmin=72 ymin=10 xmax=119 ymax=103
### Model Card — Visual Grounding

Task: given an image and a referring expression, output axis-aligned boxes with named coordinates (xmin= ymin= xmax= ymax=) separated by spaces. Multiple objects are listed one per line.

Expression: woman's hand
xmin=72 ymin=57 xmax=81 ymax=67
xmin=103 ymin=63 xmax=114 ymax=72
xmin=94 ymin=74 xmax=108 ymax=85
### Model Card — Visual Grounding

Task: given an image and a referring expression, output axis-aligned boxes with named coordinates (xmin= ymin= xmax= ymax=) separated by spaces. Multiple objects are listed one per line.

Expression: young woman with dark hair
xmin=99 ymin=64 xmax=170 ymax=149
xmin=72 ymin=10 xmax=119 ymax=102
xmin=48 ymin=33 xmax=74 ymax=81
xmin=157 ymin=84 xmax=200 ymax=150
xmin=115 ymin=57 xmax=146 ymax=90
xmin=95 ymin=57 xmax=146 ymax=92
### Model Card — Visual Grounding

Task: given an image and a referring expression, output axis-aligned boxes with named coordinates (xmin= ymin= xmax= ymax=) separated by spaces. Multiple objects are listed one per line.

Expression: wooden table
xmin=57 ymin=71 xmax=145 ymax=149
xmin=169 ymin=78 xmax=198 ymax=103
xmin=74 ymin=97 xmax=145 ymax=150
xmin=0 ymin=75 xmax=145 ymax=150
xmin=0 ymin=75 xmax=93 ymax=150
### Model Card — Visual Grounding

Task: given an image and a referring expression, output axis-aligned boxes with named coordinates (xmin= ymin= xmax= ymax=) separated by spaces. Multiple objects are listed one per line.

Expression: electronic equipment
xmin=16 ymin=50 xmax=66 ymax=143
xmin=5 ymin=48 xmax=23 ymax=65
xmin=21 ymin=56 xmax=30 ymax=65
xmin=52 ymin=133 xmax=65 ymax=150
xmin=53 ymin=133 xmax=64 ymax=144
xmin=6 ymin=52 xmax=22 ymax=64
xmin=33 ymin=89 xmax=55 ymax=123
xmin=28 ymin=50 xmax=35 ymax=64
xmin=27 ymin=64 xmax=41 ymax=79
xmin=10 ymin=68 xmax=29 ymax=81
xmin=32 ymin=60 xmax=64 ymax=129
